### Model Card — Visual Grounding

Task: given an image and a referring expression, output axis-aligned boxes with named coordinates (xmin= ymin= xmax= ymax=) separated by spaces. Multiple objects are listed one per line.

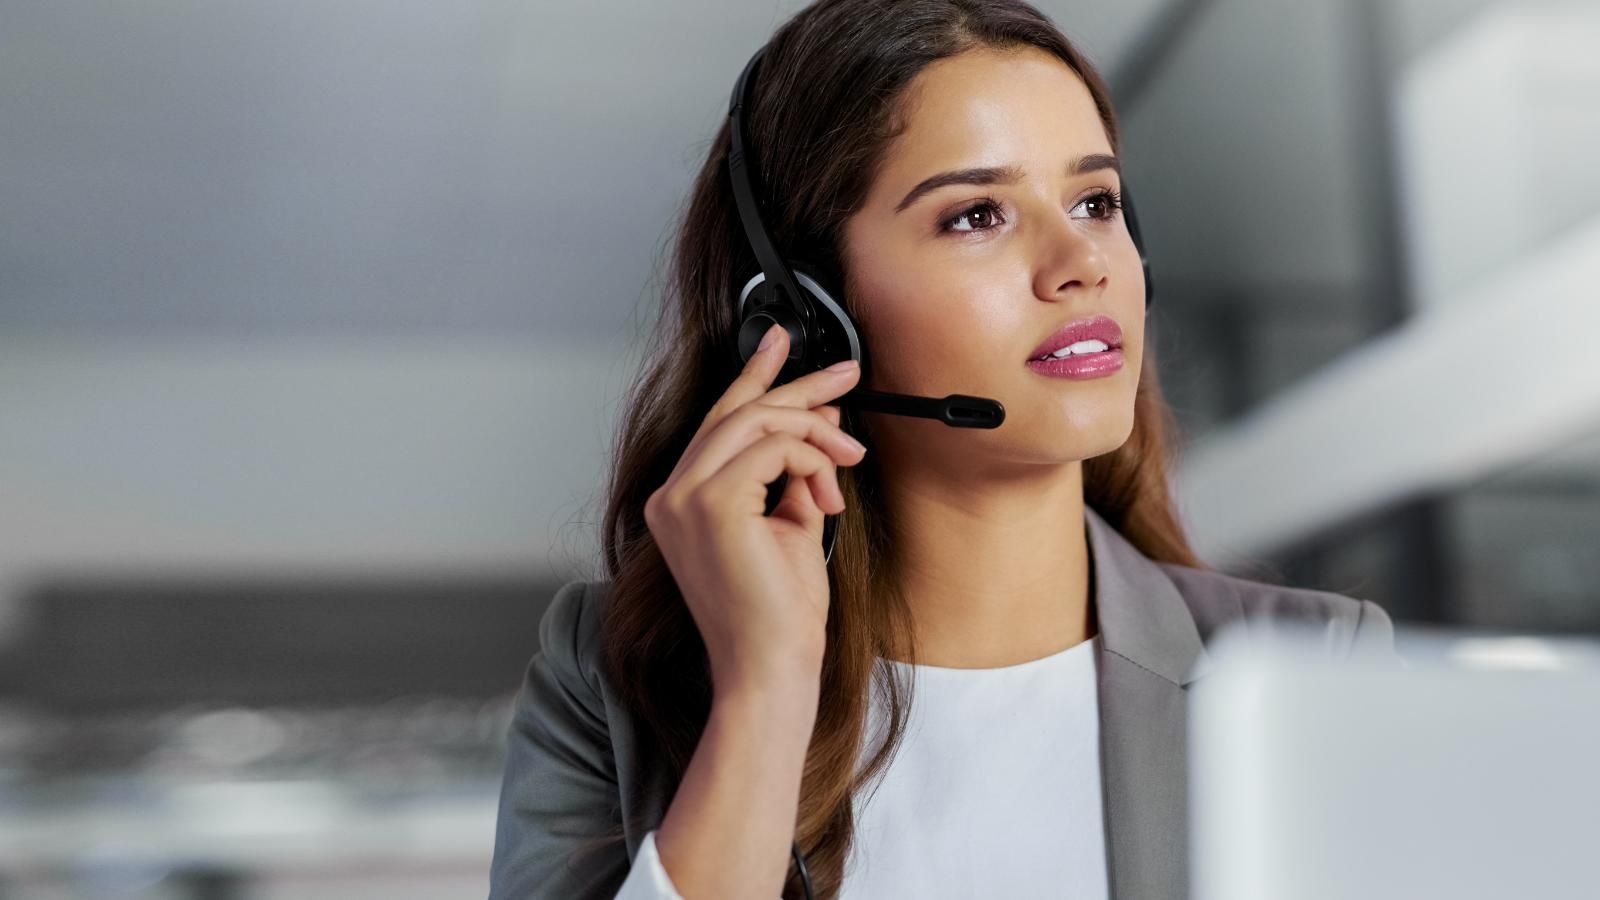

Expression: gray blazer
xmin=489 ymin=505 xmax=1397 ymax=899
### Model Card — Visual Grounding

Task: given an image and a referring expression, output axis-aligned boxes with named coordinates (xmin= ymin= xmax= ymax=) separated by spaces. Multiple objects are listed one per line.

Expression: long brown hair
xmin=595 ymin=0 xmax=1207 ymax=895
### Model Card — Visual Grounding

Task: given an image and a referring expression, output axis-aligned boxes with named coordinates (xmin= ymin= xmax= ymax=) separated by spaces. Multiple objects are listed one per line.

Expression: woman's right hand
xmin=644 ymin=322 xmax=867 ymax=693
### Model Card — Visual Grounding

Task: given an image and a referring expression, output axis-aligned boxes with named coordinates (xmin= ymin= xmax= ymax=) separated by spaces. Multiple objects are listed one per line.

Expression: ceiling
xmin=0 ymin=0 xmax=1172 ymax=338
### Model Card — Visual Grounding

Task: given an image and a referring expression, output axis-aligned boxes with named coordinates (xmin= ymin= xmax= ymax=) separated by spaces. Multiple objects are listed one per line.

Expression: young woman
xmin=490 ymin=1 xmax=1397 ymax=898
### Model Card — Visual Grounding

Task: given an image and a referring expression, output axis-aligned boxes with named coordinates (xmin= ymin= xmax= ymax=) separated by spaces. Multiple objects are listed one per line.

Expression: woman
xmin=490 ymin=1 xmax=1397 ymax=898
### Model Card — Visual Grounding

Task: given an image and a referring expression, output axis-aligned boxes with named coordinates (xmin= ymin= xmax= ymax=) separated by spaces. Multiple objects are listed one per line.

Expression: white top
xmin=613 ymin=634 xmax=1108 ymax=900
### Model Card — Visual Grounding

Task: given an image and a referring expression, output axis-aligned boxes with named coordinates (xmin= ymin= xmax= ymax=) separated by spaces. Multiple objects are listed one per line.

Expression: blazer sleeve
xmin=489 ymin=579 xmax=632 ymax=899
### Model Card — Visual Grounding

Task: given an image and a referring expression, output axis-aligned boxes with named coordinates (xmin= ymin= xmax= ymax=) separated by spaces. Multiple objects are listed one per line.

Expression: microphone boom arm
xmin=836 ymin=388 xmax=1004 ymax=429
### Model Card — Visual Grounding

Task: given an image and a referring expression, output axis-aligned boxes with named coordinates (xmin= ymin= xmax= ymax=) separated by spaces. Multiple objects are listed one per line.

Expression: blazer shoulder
xmin=1153 ymin=561 xmax=1396 ymax=659
xmin=536 ymin=578 xmax=616 ymax=703
xmin=492 ymin=578 xmax=631 ymax=898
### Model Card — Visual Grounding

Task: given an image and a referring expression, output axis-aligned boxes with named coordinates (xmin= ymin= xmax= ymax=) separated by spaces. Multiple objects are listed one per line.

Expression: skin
xmin=839 ymin=45 xmax=1147 ymax=669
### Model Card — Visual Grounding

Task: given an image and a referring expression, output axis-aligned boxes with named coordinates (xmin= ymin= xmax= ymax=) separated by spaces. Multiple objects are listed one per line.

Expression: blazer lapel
xmin=1084 ymin=506 xmax=1213 ymax=900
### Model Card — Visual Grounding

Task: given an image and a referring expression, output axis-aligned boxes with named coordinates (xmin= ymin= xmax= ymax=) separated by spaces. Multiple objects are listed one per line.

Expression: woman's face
xmin=841 ymin=45 xmax=1145 ymax=471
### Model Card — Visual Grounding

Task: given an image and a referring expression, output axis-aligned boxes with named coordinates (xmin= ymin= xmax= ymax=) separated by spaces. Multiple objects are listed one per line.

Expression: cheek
xmin=1117 ymin=244 xmax=1149 ymax=350
xmin=854 ymin=261 xmax=1018 ymax=382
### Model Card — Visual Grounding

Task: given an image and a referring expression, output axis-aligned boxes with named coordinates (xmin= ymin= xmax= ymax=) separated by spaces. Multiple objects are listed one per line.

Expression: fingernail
xmin=758 ymin=324 xmax=781 ymax=353
xmin=825 ymin=359 xmax=859 ymax=373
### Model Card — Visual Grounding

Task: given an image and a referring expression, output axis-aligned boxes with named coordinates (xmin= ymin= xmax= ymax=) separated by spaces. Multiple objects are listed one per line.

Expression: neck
xmin=878 ymin=456 xmax=1097 ymax=669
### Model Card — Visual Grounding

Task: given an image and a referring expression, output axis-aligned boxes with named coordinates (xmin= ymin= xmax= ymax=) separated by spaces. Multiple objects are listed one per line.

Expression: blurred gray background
xmin=2 ymin=0 xmax=1596 ymax=896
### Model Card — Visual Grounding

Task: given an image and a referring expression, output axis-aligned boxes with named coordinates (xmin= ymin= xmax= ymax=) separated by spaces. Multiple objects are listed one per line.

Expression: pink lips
xmin=1026 ymin=349 xmax=1125 ymax=379
xmin=1025 ymin=313 xmax=1126 ymax=380
xmin=1027 ymin=314 xmax=1124 ymax=360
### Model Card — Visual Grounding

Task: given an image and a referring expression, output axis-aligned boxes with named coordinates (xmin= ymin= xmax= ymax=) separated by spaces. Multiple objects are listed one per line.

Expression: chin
xmin=972 ymin=417 xmax=1131 ymax=467
xmin=1044 ymin=411 xmax=1136 ymax=458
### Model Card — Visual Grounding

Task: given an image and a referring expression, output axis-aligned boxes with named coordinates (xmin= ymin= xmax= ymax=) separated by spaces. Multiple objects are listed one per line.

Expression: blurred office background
xmin=1 ymin=0 xmax=1595 ymax=896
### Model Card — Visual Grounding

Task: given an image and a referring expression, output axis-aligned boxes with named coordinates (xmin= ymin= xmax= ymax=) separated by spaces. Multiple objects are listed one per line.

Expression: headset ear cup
xmin=734 ymin=271 xmax=770 ymax=364
xmin=784 ymin=260 xmax=862 ymax=370
xmin=735 ymin=271 xmax=804 ymax=368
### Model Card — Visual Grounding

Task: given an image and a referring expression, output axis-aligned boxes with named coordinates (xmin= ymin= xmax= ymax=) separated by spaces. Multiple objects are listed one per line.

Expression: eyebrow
xmin=893 ymin=153 xmax=1122 ymax=214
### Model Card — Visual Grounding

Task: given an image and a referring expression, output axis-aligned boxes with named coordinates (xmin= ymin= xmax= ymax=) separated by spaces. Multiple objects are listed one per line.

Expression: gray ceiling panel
xmin=0 ymin=0 xmax=1170 ymax=337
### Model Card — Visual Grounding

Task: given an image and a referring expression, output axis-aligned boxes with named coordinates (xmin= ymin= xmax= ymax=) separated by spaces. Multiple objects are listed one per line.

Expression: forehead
xmin=873 ymin=46 xmax=1111 ymax=195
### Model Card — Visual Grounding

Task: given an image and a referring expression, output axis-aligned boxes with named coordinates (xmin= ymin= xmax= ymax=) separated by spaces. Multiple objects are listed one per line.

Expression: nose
xmin=1032 ymin=210 xmax=1111 ymax=302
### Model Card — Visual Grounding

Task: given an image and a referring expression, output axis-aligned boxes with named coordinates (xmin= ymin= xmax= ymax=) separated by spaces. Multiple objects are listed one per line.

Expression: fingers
xmin=804 ymin=466 xmax=842 ymax=516
xmin=698 ymin=324 xmax=861 ymax=440
xmin=662 ymin=325 xmax=863 ymax=524
xmin=707 ymin=432 xmax=843 ymax=521
xmin=774 ymin=456 xmax=831 ymax=533
xmin=808 ymin=405 xmax=846 ymax=519
xmin=678 ymin=402 xmax=864 ymax=488
xmin=760 ymin=356 xmax=861 ymax=412
xmin=703 ymin=323 xmax=793 ymax=426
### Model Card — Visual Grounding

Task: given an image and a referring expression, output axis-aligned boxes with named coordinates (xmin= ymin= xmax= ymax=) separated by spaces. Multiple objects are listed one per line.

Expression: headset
xmin=724 ymin=41 xmax=1153 ymax=900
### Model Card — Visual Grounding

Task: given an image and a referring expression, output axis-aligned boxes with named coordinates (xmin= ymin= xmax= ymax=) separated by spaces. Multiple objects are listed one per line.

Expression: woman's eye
xmin=939 ymin=199 xmax=1003 ymax=234
xmin=1073 ymin=190 xmax=1123 ymax=221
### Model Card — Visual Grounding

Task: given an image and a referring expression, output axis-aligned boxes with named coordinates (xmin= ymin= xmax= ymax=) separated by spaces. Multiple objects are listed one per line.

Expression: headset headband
xmin=727 ymin=46 xmax=814 ymax=335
